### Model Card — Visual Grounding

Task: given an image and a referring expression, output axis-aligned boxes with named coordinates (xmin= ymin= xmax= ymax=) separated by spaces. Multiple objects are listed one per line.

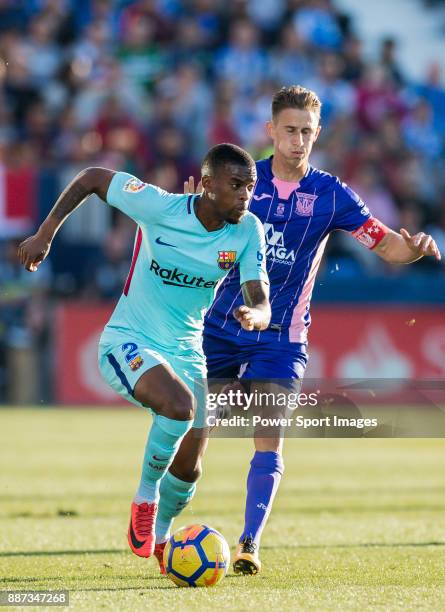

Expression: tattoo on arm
xmin=48 ymin=167 xmax=114 ymax=226
xmin=50 ymin=179 xmax=91 ymax=222
xmin=242 ymin=280 xmax=270 ymax=309
xmin=241 ymin=280 xmax=271 ymax=330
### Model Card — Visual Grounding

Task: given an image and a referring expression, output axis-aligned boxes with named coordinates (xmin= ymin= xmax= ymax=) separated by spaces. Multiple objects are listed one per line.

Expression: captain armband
xmin=351 ymin=217 xmax=389 ymax=249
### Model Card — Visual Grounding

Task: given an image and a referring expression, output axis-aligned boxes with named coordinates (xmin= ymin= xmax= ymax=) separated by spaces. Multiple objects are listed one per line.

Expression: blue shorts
xmin=203 ymin=330 xmax=307 ymax=382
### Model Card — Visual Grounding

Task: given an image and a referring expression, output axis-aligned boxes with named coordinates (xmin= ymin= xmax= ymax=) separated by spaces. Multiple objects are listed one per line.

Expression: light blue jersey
xmin=99 ymin=172 xmax=268 ymax=396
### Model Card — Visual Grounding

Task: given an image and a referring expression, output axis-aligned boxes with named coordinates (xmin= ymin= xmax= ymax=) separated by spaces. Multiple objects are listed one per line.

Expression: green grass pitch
xmin=1 ymin=408 xmax=444 ymax=611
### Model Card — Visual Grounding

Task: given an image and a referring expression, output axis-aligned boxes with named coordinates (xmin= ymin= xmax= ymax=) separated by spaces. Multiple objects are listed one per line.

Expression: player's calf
xmin=154 ymin=431 xmax=208 ymax=550
xmin=236 ymin=450 xmax=284 ymax=570
xmin=169 ymin=457 xmax=203 ymax=483
xmin=128 ymin=416 xmax=196 ymax=560
xmin=129 ymin=369 xmax=197 ymax=559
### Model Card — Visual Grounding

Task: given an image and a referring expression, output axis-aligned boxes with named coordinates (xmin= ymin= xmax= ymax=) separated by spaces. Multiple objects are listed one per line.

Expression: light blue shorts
xmin=98 ymin=328 xmax=207 ymax=427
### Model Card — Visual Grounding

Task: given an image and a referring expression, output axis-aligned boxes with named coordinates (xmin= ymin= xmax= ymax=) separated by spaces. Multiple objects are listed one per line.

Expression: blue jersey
xmin=205 ymin=157 xmax=371 ymax=346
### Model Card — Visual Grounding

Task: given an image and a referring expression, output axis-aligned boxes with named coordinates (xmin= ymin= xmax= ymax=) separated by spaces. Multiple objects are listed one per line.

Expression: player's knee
xmin=162 ymin=387 xmax=195 ymax=421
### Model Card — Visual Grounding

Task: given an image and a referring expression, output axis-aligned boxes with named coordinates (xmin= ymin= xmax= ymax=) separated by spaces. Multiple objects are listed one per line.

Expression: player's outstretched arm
xmin=234 ymin=280 xmax=271 ymax=331
xmin=18 ymin=167 xmax=115 ymax=272
xmin=374 ymin=227 xmax=441 ymax=264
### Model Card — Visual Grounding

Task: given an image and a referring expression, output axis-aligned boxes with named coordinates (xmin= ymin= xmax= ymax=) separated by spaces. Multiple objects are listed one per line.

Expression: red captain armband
xmin=351 ymin=217 xmax=389 ymax=249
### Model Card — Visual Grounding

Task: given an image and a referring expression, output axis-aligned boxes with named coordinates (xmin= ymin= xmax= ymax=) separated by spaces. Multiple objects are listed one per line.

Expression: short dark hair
xmin=272 ymin=85 xmax=322 ymax=120
xmin=201 ymin=143 xmax=255 ymax=176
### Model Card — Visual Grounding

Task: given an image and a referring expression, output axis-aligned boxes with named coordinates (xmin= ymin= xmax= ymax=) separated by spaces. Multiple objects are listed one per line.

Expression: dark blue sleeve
xmin=332 ymin=180 xmax=372 ymax=232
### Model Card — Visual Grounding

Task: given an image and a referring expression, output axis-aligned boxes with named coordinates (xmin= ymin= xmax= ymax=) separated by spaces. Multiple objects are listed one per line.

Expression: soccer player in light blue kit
xmin=18 ymin=144 xmax=271 ymax=561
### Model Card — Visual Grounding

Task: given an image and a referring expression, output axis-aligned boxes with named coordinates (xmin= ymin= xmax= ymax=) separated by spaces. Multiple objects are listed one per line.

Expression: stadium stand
xmin=0 ymin=0 xmax=444 ymax=403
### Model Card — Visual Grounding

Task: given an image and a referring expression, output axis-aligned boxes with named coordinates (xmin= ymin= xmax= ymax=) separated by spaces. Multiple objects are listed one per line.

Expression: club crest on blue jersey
xmin=275 ymin=202 xmax=286 ymax=217
xmin=295 ymin=193 xmax=317 ymax=216
xmin=217 ymin=251 xmax=237 ymax=270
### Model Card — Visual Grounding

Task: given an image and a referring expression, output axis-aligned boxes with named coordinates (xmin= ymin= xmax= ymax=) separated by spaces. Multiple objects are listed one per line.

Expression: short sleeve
xmin=332 ymin=181 xmax=372 ymax=232
xmin=106 ymin=172 xmax=173 ymax=224
xmin=239 ymin=215 xmax=269 ymax=285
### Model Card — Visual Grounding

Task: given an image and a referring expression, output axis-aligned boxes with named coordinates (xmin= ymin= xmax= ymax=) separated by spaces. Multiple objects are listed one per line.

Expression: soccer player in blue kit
xmin=157 ymin=86 xmax=441 ymax=576
xmin=18 ymin=144 xmax=271 ymax=562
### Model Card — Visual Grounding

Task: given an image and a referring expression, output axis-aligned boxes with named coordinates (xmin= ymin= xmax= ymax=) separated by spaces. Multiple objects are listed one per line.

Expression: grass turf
xmin=0 ymin=408 xmax=444 ymax=611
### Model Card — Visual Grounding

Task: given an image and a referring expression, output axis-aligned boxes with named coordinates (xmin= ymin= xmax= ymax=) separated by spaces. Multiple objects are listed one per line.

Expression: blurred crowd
xmin=0 ymin=0 xmax=445 ymax=402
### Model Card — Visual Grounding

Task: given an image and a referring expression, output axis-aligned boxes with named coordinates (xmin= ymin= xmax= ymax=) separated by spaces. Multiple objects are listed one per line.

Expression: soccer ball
xmin=163 ymin=524 xmax=230 ymax=587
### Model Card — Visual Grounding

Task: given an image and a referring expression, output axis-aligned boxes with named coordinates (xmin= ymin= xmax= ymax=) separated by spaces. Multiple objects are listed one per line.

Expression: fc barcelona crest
xmin=129 ymin=355 xmax=144 ymax=371
xmin=295 ymin=192 xmax=317 ymax=216
xmin=217 ymin=250 xmax=237 ymax=270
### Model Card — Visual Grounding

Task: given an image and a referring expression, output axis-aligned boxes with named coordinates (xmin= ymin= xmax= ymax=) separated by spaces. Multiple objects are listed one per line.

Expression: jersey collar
xmin=263 ymin=155 xmax=312 ymax=188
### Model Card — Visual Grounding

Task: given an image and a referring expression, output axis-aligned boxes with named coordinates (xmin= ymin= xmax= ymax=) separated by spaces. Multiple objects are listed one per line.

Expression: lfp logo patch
xmin=295 ymin=193 xmax=317 ymax=216
xmin=123 ymin=177 xmax=147 ymax=193
xmin=217 ymin=251 xmax=237 ymax=270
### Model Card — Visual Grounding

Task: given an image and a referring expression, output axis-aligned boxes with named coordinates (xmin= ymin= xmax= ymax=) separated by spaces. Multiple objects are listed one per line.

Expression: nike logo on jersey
xmin=253 ymin=193 xmax=272 ymax=201
xmin=155 ymin=236 xmax=177 ymax=247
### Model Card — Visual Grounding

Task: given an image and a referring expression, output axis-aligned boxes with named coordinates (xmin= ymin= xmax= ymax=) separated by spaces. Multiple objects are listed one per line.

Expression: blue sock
xmin=155 ymin=471 xmax=197 ymax=543
xmin=239 ymin=451 xmax=284 ymax=547
xmin=134 ymin=415 xmax=192 ymax=504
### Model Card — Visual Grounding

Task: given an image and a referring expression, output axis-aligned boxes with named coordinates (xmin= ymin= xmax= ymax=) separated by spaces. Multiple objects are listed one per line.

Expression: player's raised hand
xmin=18 ymin=231 xmax=52 ymax=272
xmin=400 ymin=228 xmax=441 ymax=261
xmin=184 ymin=175 xmax=202 ymax=194
xmin=233 ymin=305 xmax=256 ymax=331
